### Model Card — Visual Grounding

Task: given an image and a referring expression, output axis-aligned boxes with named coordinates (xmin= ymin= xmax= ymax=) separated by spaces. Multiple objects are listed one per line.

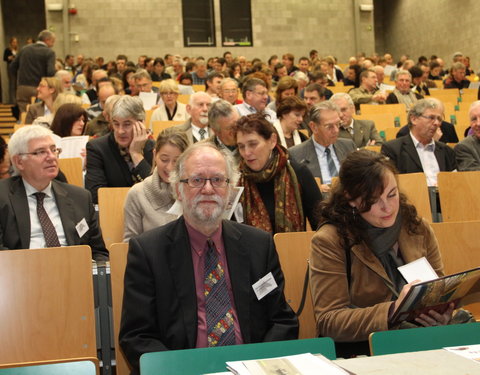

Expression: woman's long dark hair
xmin=318 ymin=150 xmax=422 ymax=248
xmin=50 ymin=103 xmax=88 ymax=137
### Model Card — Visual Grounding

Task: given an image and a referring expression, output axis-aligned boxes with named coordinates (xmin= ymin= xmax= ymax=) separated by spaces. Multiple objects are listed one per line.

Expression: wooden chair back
xmin=359 ymin=103 xmax=407 ymax=127
xmin=437 ymin=171 xmax=480 ymax=222
xmin=98 ymin=187 xmax=130 ymax=247
xmin=397 ymin=173 xmax=433 ymax=223
xmin=177 ymin=94 xmax=190 ymax=104
xmin=431 ymin=220 xmax=480 ymax=319
xmin=58 ymin=157 xmax=83 ymax=187
xmin=0 ymin=246 xmax=96 ymax=364
xmin=192 ymin=85 xmax=205 ymax=92
xmin=353 ymin=113 xmax=395 ymax=131
xmin=273 ymin=231 xmax=317 ymax=339
xmin=383 ymin=127 xmax=398 ymax=141
xmin=109 ymin=243 xmax=131 ymax=375
xmin=152 ymin=120 xmax=183 ymax=139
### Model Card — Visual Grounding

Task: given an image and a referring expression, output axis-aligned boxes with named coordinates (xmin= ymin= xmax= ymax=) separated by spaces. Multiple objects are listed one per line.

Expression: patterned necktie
xmin=204 ymin=239 xmax=235 ymax=347
xmin=33 ymin=192 xmax=60 ymax=247
xmin=325 ymin=147 xmax=338 ymax=178
xmin=199 ymin=128 xmax=206 ymax=140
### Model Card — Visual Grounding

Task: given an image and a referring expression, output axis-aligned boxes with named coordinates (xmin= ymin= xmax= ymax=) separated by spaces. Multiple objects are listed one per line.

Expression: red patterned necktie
xmin=204 ymin=239 xmax=235 ymax=346
xmin=33 ymin=192 xmax=60 ymax=247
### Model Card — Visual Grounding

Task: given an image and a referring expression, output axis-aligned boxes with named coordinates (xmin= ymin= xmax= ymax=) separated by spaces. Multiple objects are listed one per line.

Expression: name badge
xmin=75 ymin=218 xmax=89 ymax=238
xmin=252 ymin=272 xmax=278 ymax=300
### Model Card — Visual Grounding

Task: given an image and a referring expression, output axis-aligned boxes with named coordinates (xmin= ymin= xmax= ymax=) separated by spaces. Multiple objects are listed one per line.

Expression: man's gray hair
xmin=220 ymin=77 xmax=238 ymax=90
xmin=395 ymin=69 xmax=412 ymax=81
xmin=330 ymin=92 xmax=354 ymax=107
xmin=169 ymin=142 xmax=240 ymax=199
xmin=132 ymin=69 xmax=152 ymax=82
xmin=9 ymin=125 xmax=54 ymax=174
xmin=208 ymin=99 xmax=235 ymax=133
xmin=451 ymin=62 xmax=466 ymax=71
xmin=37 ymin=30 xmax=55 ymax=42
xmin=55 ymin=70 xmax=72 ymax=80
xmin=408 ymin=98 xmax=444 ymax=124
xmin=310 ymin=101 xmax=340 ymax=124
xmin=104 ymin=94 xmax=121 ymax=118
xmin=111 ymin=95 xmax=145 ymax=121
xmin=241 ymin=78 xmax=266 ymax=99
xmin=469 ymin=100 xmax=480 ymax=116
xmin=188 ymin=91 xmax=211 ymax=106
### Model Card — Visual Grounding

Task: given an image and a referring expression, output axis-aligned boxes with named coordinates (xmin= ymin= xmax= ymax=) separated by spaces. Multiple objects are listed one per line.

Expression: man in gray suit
xmin=10 ymin=30 xmax=56 ymax=113
xmin=163 ymin=92 xmax=212 ymax=145
xmin=289 ymin=101 xmax=356 ymax=194
xmin=455 ymin=100 xmax=480 ymax=171
xmin=330 ymin=93 xmax=383 ymax=148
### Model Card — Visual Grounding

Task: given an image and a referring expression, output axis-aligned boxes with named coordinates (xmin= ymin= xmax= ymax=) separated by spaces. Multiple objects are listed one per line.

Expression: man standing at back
xmin=119 ymin=142 xmax=298 ymax=374
xmin=10 ymin=30 xmax=56 ymax=113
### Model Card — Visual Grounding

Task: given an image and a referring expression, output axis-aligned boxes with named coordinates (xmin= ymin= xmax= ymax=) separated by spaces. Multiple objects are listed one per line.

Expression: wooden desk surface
xmin=335 ymin=349 xmax=480 ymax=375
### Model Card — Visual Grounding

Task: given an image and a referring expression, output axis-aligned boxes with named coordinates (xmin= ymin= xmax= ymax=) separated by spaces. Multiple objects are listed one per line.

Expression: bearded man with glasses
xmin=0 ymin=125 xmax=108 ymax=260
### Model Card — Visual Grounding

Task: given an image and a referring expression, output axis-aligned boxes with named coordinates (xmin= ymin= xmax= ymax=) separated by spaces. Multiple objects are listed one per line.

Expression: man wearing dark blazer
xmin=330 ymin=93 xmax=383 ymax=148
xmin=120 ymin=143 xmax=298 ymax=374
xmin=381 ymin=98 xmax=456 ymax=186
xmin=85 ymin=96 xmax=154 ymax=204
xmin=0 ymin=125 xmax=108 ymax=261
xmin=10 ymin=30 xmax=56 ymax=113
xmin=289 ymin=101 xmax=356 ymax=193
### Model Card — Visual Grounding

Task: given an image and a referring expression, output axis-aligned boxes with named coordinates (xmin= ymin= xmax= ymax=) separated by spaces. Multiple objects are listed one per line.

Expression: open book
xmin=390 ymin=266 xmax=480 ymax=325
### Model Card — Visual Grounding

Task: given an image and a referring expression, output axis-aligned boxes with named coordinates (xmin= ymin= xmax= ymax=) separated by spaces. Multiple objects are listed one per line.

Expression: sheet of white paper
xmin=55 ymin=135 xmax=89 ymax=159
xmin=139 ymin=91 xmax=158 ymax=110
xmin=225 ymin=187 xmax=243 ymax=220
xmin=397 ymin=256 xmax=438 ymax=283
xmin=445 ymin=344 xmax=480 ymax=363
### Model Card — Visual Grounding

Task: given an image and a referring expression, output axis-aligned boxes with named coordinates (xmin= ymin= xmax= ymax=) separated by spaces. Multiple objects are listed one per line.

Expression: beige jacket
xmin=309 ymin=219 xmax=444 ymax=342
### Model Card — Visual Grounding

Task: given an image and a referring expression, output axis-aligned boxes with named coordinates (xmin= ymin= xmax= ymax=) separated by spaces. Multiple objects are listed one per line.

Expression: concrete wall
xmin=43 ymin=0 xmax=375 ymax=63
xmin=374 ymin=0 xmax=480 ymax=69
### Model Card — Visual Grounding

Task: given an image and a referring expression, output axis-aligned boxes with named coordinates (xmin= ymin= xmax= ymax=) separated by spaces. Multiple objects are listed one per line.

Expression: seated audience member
xmin=151 ymin=57 xmax=171 ymax=82
xmin=455 ymin=101 xmax=480 ymax=170
xmin=133 ymin=69 xmax=159 ymax=99
xmin=310 ymin=149 xmax=454 ymax=358
xmin=123 ymin=132 xmax=188 ymax=241
xmin=205 ymin=72 xmax=223 ymax=98
xmin=386 ymin=70 xmax=422 ymax=107
xmin=85 ymin=96 xmax=154 ymax=204
xmin=292 ymin=70 xmax=309 ymax=92
xmin=119 ymin=142 xmax=298 ymax=373
xmin=179 ymin=72 xmax=193 ymax=86
xmin=267 ymin=76 xmax=298 ymax=113
xmin=86 ymin=81 xmax=117 ymax=121
xmin=343 ymin=64 xmax=362 ymax=87
xmin=301 ymin=83 xmax=327 ymax=133
xmin=0 ymin=136 xmax=12 ymax=179
xmin=381 ymin=98 xmax=456 ymax=186
xmin=122 ymin=67 xmax=138 ymax=96
xmin=234 ymin=113 xmax=321 ymax=233
xmin=50 ymin=103 xmax=87 ymax=137
xmin=234 ymin=78 xmax=277 ymax=122
xmin=330 ymin=93 xmax=383 ymax=148
xmin=349 ymin=69 xmax=387 ymax=111
xmin=218 ymin=78 xmax=242 ymax=105
xmin=0 ymin=125 xmax=108 ymax=260
xmin=85 ymin=94 xmax=120 ymax=137
xmin=207 ymin=99 xmax=240 ymax=160
xmin=310 ymin=72 xmax=334 ymax=99
xmin=82 ymin=69 xmax=108 ymax=104
xmin=229 ymin=62 xmax=243 ymax=83
xmin=273 ymin=96 xmax=308 ymax=148
xmin=25 ymin=77 xmax=63 ymax=124
xmin=429 ymin=61 xmax=443 ymax=80
xmin=272 ymin=62 xmax=288 ymax=83
xmin=162 ymin=91 xmax=212 ymax=145
xmin=323 ymin=56 xmax=343 ymax=82
xmin=289 ymin=102 xmax=356 ymax=193
xmin=33 ymin=92 xmax=82 ymax=127
xmin=150 ymin=79 xmax=189 ymax=126
xmin=282 ymin=53 xmax=298 ymax=75
xmin=55 ymin=70 xmax=74 ymax=94
xmin=444 ymin=62 xmax=470 ymax=89
xmin=409 ymin=66 xmax=430 ymax=97
xmin=191 ymin=59 xmax=208 ymax=85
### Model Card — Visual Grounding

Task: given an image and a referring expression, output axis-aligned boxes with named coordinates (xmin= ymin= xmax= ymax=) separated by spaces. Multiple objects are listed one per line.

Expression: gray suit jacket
xmin=10 ymin=42 xmax=56 ymax=86
xmin=288 ymin=138 xmax=356 ymax=180
xmin=454 ymin=135 xmax=480 ymax=171
xmin=338 ymin=119 xmax=383 ymax=148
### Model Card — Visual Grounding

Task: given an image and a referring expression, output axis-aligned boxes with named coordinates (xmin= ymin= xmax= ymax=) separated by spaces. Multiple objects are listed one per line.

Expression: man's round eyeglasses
xmin=180 ymin=176 xmax=230 ymax=188
xmin=19 ymin=146 xmax=62 ymax=158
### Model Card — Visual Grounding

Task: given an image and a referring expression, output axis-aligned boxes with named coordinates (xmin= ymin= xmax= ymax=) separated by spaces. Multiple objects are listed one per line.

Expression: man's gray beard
xmin=199 ymin=115 xmax=209 ymax=125
xmin=185 ymin=193 xmax=226 ymax=226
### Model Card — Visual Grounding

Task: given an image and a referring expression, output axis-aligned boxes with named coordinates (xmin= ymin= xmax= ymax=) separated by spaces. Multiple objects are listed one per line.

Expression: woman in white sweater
xmin=123 ymin=132 xmax=188 ymax=241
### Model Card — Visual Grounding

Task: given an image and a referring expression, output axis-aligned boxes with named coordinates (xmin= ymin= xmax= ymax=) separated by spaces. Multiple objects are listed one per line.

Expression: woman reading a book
xmin=309 ymin=150 xmax=454 ymax=357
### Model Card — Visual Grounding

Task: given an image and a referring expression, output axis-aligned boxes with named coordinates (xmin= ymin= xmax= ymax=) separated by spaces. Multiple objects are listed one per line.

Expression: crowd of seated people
xmin=4 ymin=44 xmax=480 ymax=370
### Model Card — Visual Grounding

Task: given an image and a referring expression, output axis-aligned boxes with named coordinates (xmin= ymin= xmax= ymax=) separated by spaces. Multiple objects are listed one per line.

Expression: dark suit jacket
xmin=10 ymin=42 xmax=56 ymax=86
xmin=338 ymin=119 xmax=383 ymax=148
xmin=25 ymin=102 xmax=45 ymax=124
xmin=119 ymin=217 xmax=298 ymax=373
xmin=288 ymin=138 xmax=357 ymax=180
xmin=0 ymin=177 xmax=108 ymax=260
xmin=162 ymin=118 xmax=208 ymax=145
xmin=381 ymin=134 xmax=457 ymax=174
xmin=85 ymin=132 xmax=155 ymax=204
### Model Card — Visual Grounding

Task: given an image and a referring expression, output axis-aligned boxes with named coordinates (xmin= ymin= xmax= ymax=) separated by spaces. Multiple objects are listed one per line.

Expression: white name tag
xmin=252 ymin=272 xmax=278 ymax=300
xmin=75 ymin=218 xmax=89 ymax=238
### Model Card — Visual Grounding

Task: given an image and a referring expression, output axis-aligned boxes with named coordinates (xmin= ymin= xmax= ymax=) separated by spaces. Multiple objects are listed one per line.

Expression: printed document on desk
xmin=445 ymin=345 xmax=480 ymax=363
